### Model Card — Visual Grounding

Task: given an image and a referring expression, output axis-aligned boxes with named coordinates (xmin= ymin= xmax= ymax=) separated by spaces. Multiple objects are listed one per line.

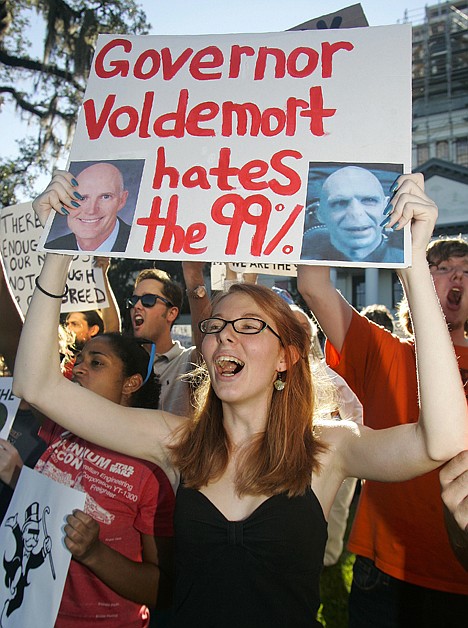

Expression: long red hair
xmin=170 ymin=283 xmax=325 ymax=497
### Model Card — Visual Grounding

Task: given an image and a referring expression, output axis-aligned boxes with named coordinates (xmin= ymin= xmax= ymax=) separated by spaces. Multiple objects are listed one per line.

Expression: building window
xmin=456 ymin=138 xmax=468 ymax=167
xmin=352 ymin=274 xmax=366 ymax=311
xmin=417 ymin=143 xmax=429 ymax=165
xmin=436 ymin=140 xmax=449 ymax=160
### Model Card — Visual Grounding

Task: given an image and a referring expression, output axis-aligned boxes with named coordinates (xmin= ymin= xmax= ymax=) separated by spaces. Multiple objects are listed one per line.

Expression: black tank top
xmin=171 ymin=484 xmax=327 ymax=627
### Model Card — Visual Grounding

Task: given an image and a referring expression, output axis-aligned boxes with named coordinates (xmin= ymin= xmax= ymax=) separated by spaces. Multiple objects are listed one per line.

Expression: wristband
xmin=35 ymin=276 xmax=69 ymax=299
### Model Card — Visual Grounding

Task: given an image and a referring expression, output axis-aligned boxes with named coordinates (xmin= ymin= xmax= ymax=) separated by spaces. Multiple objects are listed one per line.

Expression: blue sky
xmin=3 ymin=0 xmax=429 ymax=198
xmin=142 ymin=0 xmax=427 ymax=34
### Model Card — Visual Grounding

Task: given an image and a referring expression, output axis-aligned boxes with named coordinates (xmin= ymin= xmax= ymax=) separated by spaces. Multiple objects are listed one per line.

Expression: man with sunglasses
xmin=126 ymin=263 xmax=210 ymax=417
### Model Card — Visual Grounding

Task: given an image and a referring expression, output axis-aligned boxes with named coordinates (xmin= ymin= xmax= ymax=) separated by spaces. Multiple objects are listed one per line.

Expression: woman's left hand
xmin=383 ymin=173 xmax=438 ymax=255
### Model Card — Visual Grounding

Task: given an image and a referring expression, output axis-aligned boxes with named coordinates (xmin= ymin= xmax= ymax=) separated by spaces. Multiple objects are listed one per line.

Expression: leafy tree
xmin=0 ymin=0 xmax=150 ymax=207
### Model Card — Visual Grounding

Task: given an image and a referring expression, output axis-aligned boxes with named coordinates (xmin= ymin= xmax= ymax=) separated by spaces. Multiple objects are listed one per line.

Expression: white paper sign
xmin=39 ymin=26 xmax=412 ymax=268
xmin=0 ymin=378 xmax=21 ymax=440
xmin=0 ymin=467 xmax=86 ymax=627
xmin=0 ymin=203 xmax=109 ymax=316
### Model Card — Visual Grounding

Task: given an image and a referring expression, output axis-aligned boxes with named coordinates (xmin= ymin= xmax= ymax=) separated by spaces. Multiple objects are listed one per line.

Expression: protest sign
xmin=0 ymin=202 xmax=109 ymax=316
xmin=210 ymin=262 xmax=297 ymax=291
xmin=0 ymin=378 xmax=21 ymax=440
xmin=39 ymin=26 xmax=412 ymax=268
xmin=0 ymin=466 xmax=85 ymax=628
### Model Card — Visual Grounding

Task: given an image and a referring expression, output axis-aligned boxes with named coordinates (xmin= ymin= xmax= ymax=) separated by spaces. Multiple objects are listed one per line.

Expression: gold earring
xmin=274 ymin=372 xmax=285 ymax=391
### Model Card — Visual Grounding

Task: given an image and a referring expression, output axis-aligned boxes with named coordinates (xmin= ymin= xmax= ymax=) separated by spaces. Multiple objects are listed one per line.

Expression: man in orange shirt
xmin=298 ymin=232 xmax=468 ymax=626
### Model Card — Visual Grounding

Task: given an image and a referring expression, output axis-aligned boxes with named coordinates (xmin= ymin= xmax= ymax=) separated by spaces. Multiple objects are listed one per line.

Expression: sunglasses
xmin=126 ymin=293 xmax=174 ymax=309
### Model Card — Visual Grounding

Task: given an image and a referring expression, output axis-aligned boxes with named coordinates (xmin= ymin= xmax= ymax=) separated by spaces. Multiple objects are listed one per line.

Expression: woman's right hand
xmin=32 ymin=170 xmax=79 ymax=227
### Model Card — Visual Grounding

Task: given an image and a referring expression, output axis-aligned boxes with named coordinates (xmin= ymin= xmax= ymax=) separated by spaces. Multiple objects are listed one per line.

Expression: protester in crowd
xmin=298 ymin=220 xmax=468 ymax=623
xmin=440 ymin=450 xmax=468 ymax=572
xmin=12 ymin=172 xmax=468 ymax=626
xmin=126 ymin=262 xmax=211 ymax=417
xmin=301 ymin=166 xmax=403 ymax=263
xmin=360 ymin=303 xmax=394 ymax=332
xmin=45 ymin=162 xmax=132 ymax=253
xmin=2 ymin=331 xmax=174 ymax=626
xmin=65 ymin=309 xmax=104 ymax=348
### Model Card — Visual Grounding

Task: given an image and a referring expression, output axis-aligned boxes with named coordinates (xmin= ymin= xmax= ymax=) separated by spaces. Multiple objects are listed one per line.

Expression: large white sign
xmin=40 ymin=27 xmax=412 ymax=268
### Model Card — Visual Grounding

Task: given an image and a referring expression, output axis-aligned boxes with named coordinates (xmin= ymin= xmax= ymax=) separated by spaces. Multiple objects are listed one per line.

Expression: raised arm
xmin=297 ymin=266 xmax=352 ymax=352
xmin=182 ymin=261 xmax=211 ymax=359
xmin=94 ymin=256 xmax=122 ymax=333
xmin=13 ymin=173 xmax=183 ymax=487
xmin=326 ymin=174 xmax=468 ymax=482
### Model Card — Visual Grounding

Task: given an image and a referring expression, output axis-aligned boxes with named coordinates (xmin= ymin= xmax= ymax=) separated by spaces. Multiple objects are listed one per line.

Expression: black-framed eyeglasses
xmin=126 ymin=293 xmax=174 ymax=310
xmin=199 ymin=317 xmax=282 ymax=342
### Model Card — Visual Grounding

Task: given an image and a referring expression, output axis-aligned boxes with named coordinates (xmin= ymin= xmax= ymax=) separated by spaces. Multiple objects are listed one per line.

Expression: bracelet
xmin=35 ymin=276 xmax=69 ymax=299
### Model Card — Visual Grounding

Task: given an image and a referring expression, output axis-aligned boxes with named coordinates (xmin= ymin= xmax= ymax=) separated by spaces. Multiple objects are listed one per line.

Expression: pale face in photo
xmin=318 ymin=167 xmax=387 ymax=260
xmin=67 ymin=163 xmax=128 ymax=250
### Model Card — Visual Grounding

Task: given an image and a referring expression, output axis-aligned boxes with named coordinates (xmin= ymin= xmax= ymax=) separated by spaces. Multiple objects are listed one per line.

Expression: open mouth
xmin=133 ymin=314 xmax=144 ymax=328
xmin=447 ymin=287 xmax=462 ymax=307
xmin=215 ymin=356 xmax=245 ymax=376
xmin=78 ymin=217 xmax=101 ymax=224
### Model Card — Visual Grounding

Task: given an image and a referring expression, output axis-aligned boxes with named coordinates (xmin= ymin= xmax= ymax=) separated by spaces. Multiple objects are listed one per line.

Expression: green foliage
xmin=0 ymin=0 xmax=151 ymax=205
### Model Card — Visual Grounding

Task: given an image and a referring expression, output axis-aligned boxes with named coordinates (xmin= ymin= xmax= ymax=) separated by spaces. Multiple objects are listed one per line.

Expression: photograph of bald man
xmin=300 ymin=164 xmax=404 ymax=264
xmin=45 ymin=159 xmax=144 ymax=253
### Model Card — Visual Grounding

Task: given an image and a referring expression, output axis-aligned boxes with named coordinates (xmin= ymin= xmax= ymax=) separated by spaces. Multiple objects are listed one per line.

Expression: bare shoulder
xmin=314 ymin=417 xmax=360 ymax=450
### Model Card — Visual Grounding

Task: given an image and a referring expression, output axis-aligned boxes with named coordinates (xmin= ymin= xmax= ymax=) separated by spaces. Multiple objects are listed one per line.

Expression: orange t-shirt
xmin=326 ymin=310 xmax=468 ymax=594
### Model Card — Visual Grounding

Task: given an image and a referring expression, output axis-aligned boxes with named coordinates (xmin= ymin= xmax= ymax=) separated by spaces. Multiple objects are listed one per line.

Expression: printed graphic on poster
xmin=0 ymin=467 xmax=86 ymax=628
xmin=39 ymin=26 xmax=412 ymax=268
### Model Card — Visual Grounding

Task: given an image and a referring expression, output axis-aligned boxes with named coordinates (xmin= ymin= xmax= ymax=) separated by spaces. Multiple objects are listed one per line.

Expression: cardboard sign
xmin=0 ymin=203 xmax=109 ymax=316
xmin=40 ymin=27 xmax=412 ymax=268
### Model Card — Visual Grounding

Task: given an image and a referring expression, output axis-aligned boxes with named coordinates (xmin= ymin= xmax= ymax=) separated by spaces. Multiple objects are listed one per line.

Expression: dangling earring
xmin=274 ymin=372 xmax=285 ymax=391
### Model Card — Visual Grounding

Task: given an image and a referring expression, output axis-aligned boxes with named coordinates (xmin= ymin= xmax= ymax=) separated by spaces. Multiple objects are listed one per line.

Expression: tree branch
xmin=0 ymin=49 xmax=84 ymax=91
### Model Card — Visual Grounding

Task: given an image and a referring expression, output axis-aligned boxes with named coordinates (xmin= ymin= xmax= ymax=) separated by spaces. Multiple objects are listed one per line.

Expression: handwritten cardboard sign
xmin=1 ymin=202 xmax=109 ymax=316
xmin=40 ymin=27 xmax=412 ymax=268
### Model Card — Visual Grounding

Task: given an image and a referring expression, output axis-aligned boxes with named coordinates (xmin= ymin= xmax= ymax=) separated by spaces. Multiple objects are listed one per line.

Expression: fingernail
xmin=61 ymin=207 xmax=69 ymax=215
xmin=389 ymin=179 xmax=399 ymax=195
xmin=71 ymin=200 xmax=80 ymax=208
xmin=383 ymin=202 xmax=393 ymax=216
xmin=73 ymin=192 xmax=84 ymax=201
xmin=392 ymin=222 xmax=400 ymax=230
xmin=71 ymin=178 xmax=79 ymax=187
xmin=380 ymin=216 xmax=391 ymax=227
